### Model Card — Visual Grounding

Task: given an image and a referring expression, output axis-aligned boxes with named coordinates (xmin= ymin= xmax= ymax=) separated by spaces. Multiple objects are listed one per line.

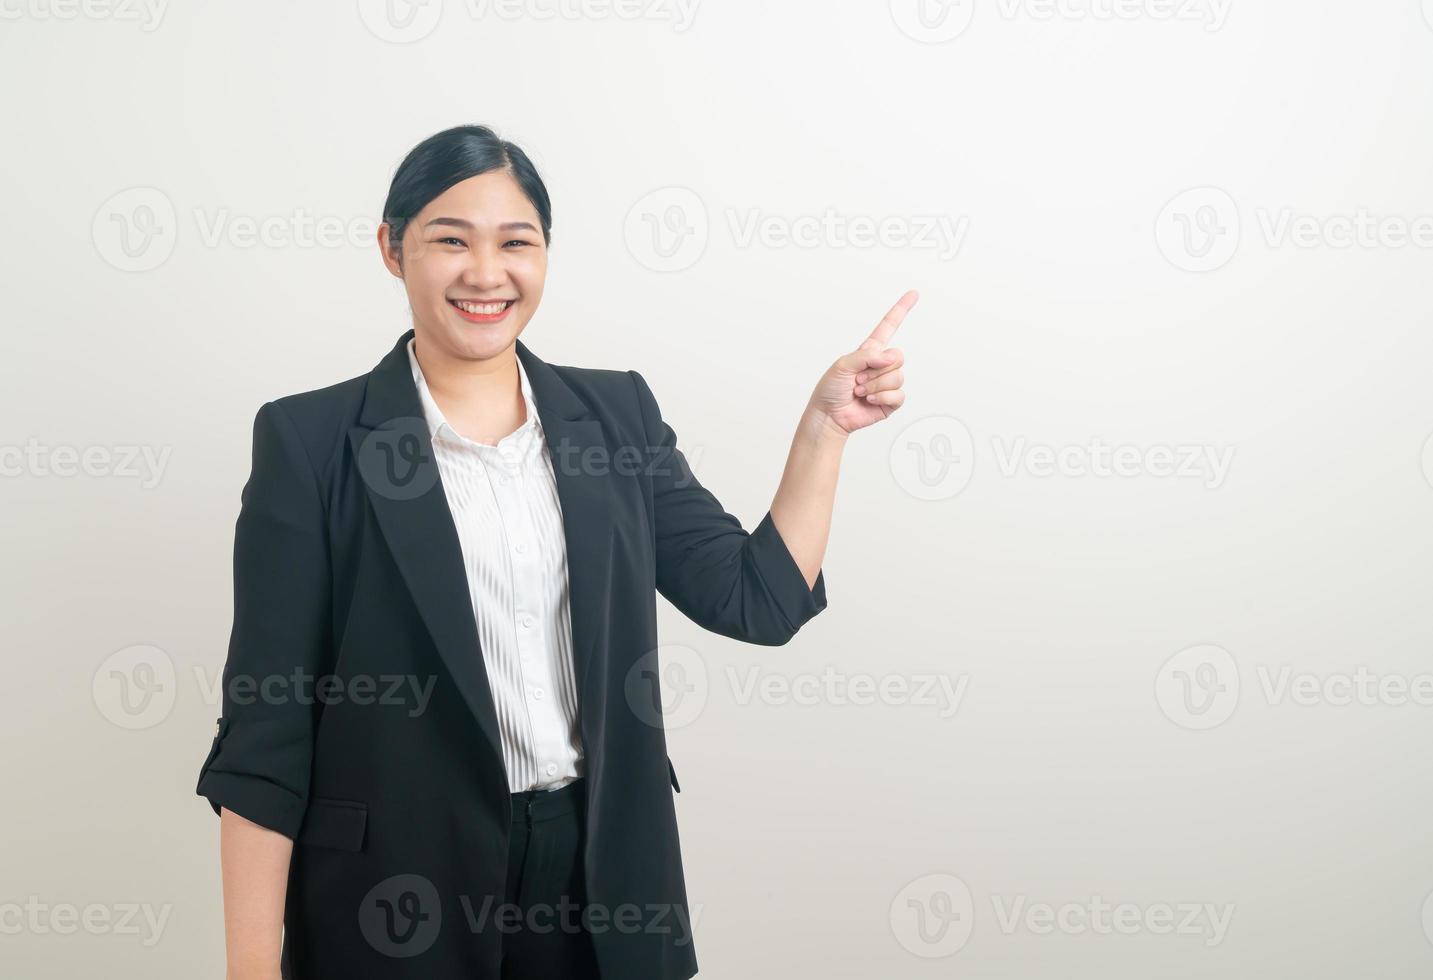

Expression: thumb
xmin=836 ymin=344 xmax=896 ymax=374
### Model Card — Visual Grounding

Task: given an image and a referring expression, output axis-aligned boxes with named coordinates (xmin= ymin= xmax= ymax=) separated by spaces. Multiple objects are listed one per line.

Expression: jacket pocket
xmin=297 ymin=798 xmax=368 ymax=852
xmin=667 ymin=756 xmax=681 ymax=794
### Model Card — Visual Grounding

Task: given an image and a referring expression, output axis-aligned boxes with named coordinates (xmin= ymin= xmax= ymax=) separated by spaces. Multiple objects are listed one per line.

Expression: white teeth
xmin=453 ymin=300 xmax=511 ymax=315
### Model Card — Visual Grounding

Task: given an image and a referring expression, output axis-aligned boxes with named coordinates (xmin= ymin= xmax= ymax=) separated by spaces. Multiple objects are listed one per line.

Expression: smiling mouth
xmin=448 ymin=298 xmax=516 ymax=315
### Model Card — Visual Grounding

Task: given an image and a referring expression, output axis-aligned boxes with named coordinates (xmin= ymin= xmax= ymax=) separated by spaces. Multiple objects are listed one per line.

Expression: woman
xmin=197 ymin=124 xmax=914 ymax=980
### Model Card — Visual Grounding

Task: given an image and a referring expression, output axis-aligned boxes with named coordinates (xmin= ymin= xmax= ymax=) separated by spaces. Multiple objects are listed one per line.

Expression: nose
xmin=460 ymin=247 xmax=510 ymax=291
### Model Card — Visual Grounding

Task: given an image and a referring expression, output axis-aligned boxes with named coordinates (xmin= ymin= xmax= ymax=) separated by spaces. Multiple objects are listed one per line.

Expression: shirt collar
xmin=406 ymin=337 xmax=542 ymax=448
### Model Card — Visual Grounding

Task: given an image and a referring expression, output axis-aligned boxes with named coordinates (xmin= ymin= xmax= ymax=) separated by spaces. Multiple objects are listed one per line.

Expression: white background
xmin=3 ymin=0 xmax=1433 ymax=976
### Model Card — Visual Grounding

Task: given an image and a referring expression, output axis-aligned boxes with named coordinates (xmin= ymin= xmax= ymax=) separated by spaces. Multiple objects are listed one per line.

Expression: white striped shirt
xmin=407 ymin=337 xmax=584 ymax=793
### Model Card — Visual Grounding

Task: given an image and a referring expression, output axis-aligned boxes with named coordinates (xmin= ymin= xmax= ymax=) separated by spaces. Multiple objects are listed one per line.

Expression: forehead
xmin=416 ymin=171 xmax=538 ymax=225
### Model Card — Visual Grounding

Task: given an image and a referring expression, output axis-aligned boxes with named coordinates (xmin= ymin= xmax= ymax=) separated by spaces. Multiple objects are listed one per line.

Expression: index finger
xmin=864 ymin=289 xmax=919 ymax=348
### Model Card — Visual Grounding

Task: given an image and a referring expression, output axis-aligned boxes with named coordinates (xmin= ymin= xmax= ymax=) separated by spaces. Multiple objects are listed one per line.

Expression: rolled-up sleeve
xmin=629 ymin=369 xmax=828 ymax=646
xmin=195 ymin=399 xmax=331 ymax=839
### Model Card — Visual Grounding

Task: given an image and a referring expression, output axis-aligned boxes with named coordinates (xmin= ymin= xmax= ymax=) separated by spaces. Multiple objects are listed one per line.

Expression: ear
xmin=377 ymin=222 xmax=404 ymax=279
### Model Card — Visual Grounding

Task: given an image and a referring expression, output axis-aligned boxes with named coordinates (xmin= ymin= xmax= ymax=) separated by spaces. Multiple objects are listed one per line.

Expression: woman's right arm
xmin=220 ymin=807 xmax=293 ymax=980
xmin=197 ymin=399 xmax=333 ymax=975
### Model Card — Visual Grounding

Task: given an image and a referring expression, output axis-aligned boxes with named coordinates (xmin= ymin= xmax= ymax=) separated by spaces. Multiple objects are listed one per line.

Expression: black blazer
xmin=196 ymin=328 xmax=829 ymax=979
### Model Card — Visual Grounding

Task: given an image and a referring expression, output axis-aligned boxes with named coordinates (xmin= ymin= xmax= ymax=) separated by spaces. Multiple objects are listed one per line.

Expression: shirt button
xmin=545 ymin=763 xmax=557 ymax=776
xmin=514 ymin=542 xmax=526 ymax=554
xmin=533 ymin=688 xmax=545 ymax=700
xmin=521 ymin=615 xmax=533 ymax=629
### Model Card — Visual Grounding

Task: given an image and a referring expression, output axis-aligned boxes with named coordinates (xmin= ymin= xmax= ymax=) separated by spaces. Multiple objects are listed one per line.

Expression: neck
xmin=413 ymin=335 xmax=527 ymax=440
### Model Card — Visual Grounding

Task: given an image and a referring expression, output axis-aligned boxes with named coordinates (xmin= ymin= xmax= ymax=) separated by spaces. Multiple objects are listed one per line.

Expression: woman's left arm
xmin=770 ymin=290 xmax=918 ymax=588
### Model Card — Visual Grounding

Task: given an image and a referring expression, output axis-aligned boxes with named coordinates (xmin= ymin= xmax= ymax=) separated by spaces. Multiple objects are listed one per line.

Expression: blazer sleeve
xmin=195 ymin=400 xmax=332 ymax=839
xmin=628 ymin=369 xmax=828 ymax=646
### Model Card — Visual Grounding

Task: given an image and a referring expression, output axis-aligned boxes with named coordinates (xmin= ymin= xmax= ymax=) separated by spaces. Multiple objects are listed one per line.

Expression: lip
xmin=448 ymin=298 xmax=515 ymax=324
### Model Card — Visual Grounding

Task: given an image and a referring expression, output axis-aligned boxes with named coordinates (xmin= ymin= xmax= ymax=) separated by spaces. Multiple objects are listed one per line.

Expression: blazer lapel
xmin=347 ymin=329 xmax=614 ymax=782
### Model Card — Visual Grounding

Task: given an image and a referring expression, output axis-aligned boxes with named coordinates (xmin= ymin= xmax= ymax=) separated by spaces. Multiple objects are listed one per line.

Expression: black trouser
xmin=501 ymin=778 xmax=601 ymax=979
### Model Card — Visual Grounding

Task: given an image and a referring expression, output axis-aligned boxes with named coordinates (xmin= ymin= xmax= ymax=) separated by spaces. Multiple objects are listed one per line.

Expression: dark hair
xmin=382 ymin=125 xmax=552 ymax=262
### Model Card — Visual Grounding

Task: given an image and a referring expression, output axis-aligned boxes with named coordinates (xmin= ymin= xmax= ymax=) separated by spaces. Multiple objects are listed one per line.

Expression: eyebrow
xmin=422 ymin=217 xmax=540 ymax=234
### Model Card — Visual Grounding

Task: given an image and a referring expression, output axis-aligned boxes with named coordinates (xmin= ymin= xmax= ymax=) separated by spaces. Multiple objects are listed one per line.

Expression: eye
xmin=436 ymin=236 xmax=466 ymax=247
xmin=504 ymin=239 xmax=532 ymax=248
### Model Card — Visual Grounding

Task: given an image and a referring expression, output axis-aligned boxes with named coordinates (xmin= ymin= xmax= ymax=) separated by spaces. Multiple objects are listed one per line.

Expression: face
xmin=379 ymin=170 xmax=547 ymax=362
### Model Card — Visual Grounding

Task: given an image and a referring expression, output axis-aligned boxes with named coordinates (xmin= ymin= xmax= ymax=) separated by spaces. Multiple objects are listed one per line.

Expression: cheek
xmin=515 ymin=254 xmax=548 ymax=291
xmin=406 ymin=257 xmax=462 ymax=300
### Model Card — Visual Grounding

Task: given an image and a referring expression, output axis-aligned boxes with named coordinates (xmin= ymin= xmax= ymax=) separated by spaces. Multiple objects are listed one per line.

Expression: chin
xmin=446 ymin=321 xmax=521 ymax=356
